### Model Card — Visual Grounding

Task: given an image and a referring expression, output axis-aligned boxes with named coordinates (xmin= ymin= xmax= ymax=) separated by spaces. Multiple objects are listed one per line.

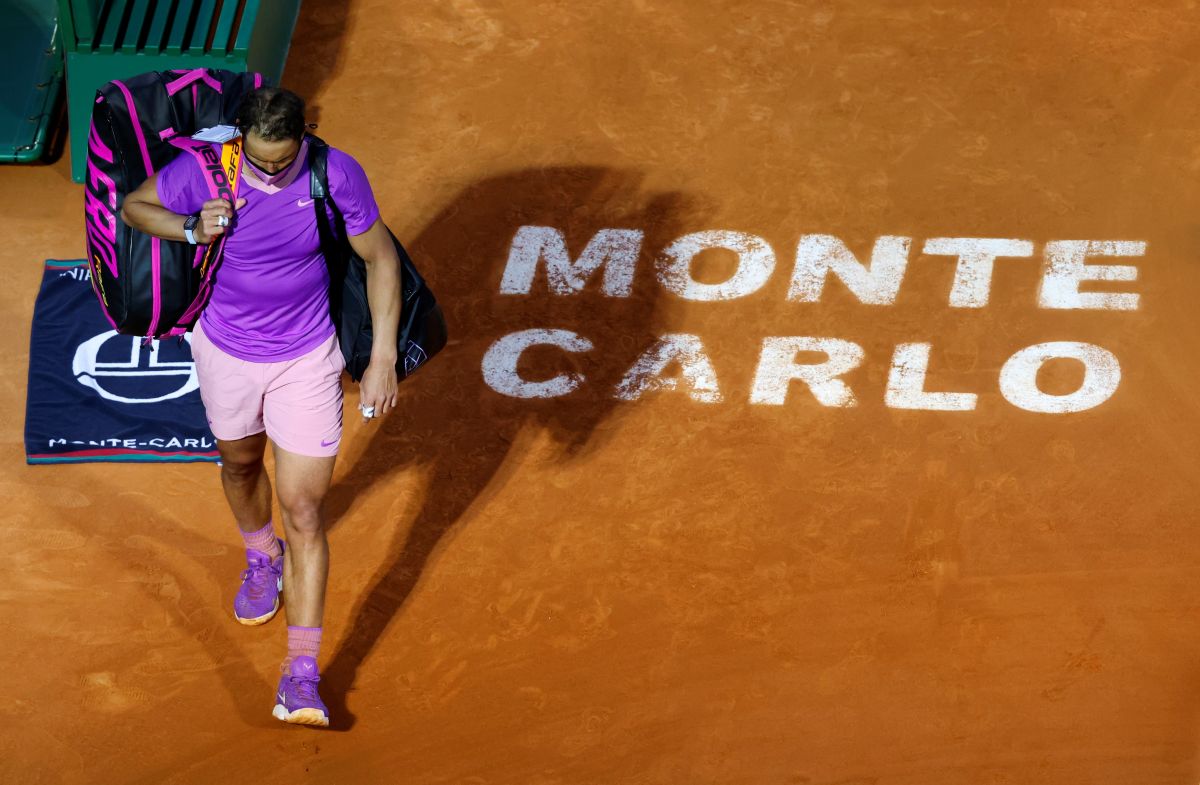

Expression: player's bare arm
xmin=121 ymin=175 xmax=245 ymax=245
xmin=348 ymin=217 xmax=402 ymax=421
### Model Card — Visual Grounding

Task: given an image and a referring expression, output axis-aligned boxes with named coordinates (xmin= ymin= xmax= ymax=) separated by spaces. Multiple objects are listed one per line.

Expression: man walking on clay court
xmin=120 ymin=86 xmax=402 ymax=727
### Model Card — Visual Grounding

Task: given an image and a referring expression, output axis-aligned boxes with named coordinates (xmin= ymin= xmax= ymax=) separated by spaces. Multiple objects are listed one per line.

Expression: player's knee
xmin=221 ymin=455 xmax=264 ymax=484
xmin=279 ymin=494 xmax=323 ymax=534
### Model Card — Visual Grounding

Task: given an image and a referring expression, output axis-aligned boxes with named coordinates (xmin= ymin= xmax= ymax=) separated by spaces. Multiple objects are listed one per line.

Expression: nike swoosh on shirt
xmin=296 ymin=198 xmax=315 ymax=207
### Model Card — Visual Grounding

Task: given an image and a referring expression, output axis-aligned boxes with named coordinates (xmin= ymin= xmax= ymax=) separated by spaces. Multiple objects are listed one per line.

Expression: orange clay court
xmin=5 ymin=1 xmax=1200 ymax=783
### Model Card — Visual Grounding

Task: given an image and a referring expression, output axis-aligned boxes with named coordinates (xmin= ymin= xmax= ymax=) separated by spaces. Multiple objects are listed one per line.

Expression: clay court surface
xmin=6 ymin=1 xmax=1200 ymax=782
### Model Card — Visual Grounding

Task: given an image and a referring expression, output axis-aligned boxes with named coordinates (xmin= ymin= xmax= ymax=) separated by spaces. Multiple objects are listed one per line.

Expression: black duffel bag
xmin=307 ymin=136 xmax=447 ymax=382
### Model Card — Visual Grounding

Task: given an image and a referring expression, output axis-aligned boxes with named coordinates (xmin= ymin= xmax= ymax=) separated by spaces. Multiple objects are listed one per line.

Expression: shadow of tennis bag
xmin=84 ymin=68 xmax=446 ymax=383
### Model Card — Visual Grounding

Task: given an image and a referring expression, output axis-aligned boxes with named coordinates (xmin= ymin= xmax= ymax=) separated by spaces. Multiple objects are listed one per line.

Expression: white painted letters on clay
xmin=501 ymin=227 xmax=1144 ymax=310
xmin=489 ymin=227 xmax=1144 ymax=414
xmin=922 ymin=237 xmax=1034 ymax=308
xmin=656 ymin=230 xmax=776 ymax=301
xmin=481 ymin=328 xmax=593 ymax=398
xmin=885 ymin=343 xmax=978 ymax=411
xmin=998 ymin=341 xmax=1122 ymax=413
xmin=614 ymin=334 xmax=723 ymax=402
xmin=750 ymin=337 xmax=864 ymax=407
xmin=1038 ymin=240 xmax=1144 ymax=311
xmin=789 ymin=235 xmax=911 ymax=305
xmin=501 ymin=226 xmax=643 ymax=297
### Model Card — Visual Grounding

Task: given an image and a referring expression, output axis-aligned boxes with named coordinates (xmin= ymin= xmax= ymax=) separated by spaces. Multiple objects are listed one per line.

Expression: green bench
xmin=0 ymin=0 xmax=64 ymax=164
xmin=57 ymin=0 xmax=303 ymax=183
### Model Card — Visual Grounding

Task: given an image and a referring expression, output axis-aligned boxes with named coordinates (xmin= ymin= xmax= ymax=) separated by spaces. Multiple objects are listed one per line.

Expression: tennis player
xmin=120 ymin=86 xmax=401 ymax=727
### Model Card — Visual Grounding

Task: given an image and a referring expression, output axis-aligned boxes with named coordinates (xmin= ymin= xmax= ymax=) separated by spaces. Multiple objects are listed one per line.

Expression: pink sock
xmin=241 ymin=520 xmax=282 ymax=560
xmin=284 ymin=626 xmax=322 ymax=672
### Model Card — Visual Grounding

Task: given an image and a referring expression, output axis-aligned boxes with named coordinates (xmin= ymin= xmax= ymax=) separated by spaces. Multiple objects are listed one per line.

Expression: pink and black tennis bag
xmin=84 ymin=67 xmax=263 ymax=339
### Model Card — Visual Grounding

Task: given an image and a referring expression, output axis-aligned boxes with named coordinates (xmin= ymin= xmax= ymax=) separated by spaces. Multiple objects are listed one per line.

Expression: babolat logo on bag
xmin=85 ymin=67 xmax=261 ymax=339
xmin=191 ymin=138 xmax=243 ymax=280
xmin=199 ymin=141 xmax=237 ymax=203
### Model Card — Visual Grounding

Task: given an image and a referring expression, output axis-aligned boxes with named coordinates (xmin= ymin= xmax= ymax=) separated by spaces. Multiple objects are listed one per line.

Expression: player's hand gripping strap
xmin=158 ymin=135 xmax=244 ymax=338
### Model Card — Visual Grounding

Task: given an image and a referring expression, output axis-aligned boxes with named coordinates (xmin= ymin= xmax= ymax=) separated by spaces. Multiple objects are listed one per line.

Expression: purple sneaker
xmin=272 ymin=656 xmax=329 ymax=726
xmin=233 ymin=539 xmax=284 ymax=626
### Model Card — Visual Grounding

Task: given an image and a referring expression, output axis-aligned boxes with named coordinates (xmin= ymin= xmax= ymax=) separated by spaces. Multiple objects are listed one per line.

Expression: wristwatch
xmin=183 ymin=213 xmax=200 ymax=244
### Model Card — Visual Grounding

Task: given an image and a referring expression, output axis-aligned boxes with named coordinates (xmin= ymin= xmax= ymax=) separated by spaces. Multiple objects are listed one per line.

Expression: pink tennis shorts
xmin=190 ymin=320 xmax=345 ymax=457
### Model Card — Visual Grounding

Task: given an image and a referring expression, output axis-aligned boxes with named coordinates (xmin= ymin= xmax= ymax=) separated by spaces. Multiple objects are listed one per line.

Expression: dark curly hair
xmin=235 ymin=87 xmax=306 ymax=141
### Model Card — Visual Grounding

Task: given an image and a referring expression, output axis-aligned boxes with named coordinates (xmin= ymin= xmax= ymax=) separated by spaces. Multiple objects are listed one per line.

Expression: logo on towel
xmin=73 ymin=330 xmax=200 ymax=404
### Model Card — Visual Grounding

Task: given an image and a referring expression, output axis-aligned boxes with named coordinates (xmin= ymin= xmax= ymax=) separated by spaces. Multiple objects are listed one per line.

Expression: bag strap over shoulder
xmin=307 ymin=135 xmax=346 ymax=253
xmin=308 ymin=134 xmax=329 ymax=200
xmin=306 ymin=135 xmax=349 ymax=325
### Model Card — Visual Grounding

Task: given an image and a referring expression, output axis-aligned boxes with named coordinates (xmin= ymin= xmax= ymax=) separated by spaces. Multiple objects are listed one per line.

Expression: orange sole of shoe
xmin=272 ymin=705 xmax=329 ymax=727
xmin=234 ymin=598 xmax=280 ymax=626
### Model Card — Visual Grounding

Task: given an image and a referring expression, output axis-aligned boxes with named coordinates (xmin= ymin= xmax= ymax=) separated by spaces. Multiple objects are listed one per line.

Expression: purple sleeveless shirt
xmin=156 ymin=139 xmax=380 ymax=362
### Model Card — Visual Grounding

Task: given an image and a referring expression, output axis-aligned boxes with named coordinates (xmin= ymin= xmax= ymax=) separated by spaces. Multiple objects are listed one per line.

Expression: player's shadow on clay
xmin=319 ymin=167 xmax=699 ymax=730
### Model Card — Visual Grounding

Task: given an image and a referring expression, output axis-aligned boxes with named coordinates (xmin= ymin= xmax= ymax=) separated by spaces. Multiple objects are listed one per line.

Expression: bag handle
xmin=163 ymin=68 xmax=224 ymax=96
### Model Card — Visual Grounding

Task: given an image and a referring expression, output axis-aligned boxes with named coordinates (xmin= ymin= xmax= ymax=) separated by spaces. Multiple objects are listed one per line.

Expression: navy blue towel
xmin=25 ymin=260 xmax=218 ymax=464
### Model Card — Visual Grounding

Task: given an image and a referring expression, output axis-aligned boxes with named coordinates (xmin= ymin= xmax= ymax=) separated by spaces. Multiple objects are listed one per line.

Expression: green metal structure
xmin=56 ymin=0 xmax=303 ymax=183
xmin=0 ymin=0 xmax=65 ymax=164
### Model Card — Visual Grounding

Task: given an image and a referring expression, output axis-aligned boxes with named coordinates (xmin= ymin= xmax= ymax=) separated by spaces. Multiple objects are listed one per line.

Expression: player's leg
xmin=194 ymin=318 xmax=273 ymax=529
xmin=192 ymin=320 xmax=283 ymax=624
xmin=274 ymin=446 xmax=336 ymax=631
xmin=261 ymin=330 xmax=344 ymax=726
xmin=268 ymin=438 xmax=338 ymax=728
xmin=216 ymin=433 xmax=287 ymax=625
xmin=216 ymin=432 xmax=271 ymax=532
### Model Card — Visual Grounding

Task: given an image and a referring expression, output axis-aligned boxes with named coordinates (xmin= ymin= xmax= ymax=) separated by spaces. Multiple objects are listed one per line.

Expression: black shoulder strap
xmin=307 ymin=135 xmax=341 ymax=251
xmin=308 ymin=133 xmax=329 ymax=200
xmin=309 ymin=135 xmax=351 ymax=241
xmin=307 ymin=135 xmax=347 ymax=321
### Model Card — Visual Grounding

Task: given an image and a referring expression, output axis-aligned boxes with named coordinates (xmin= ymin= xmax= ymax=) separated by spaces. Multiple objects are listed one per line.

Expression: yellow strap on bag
xmin=221 ymin=135 xmax=244 ymax=198
xmin=198 ymin=136 xmax=244 ymax=277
